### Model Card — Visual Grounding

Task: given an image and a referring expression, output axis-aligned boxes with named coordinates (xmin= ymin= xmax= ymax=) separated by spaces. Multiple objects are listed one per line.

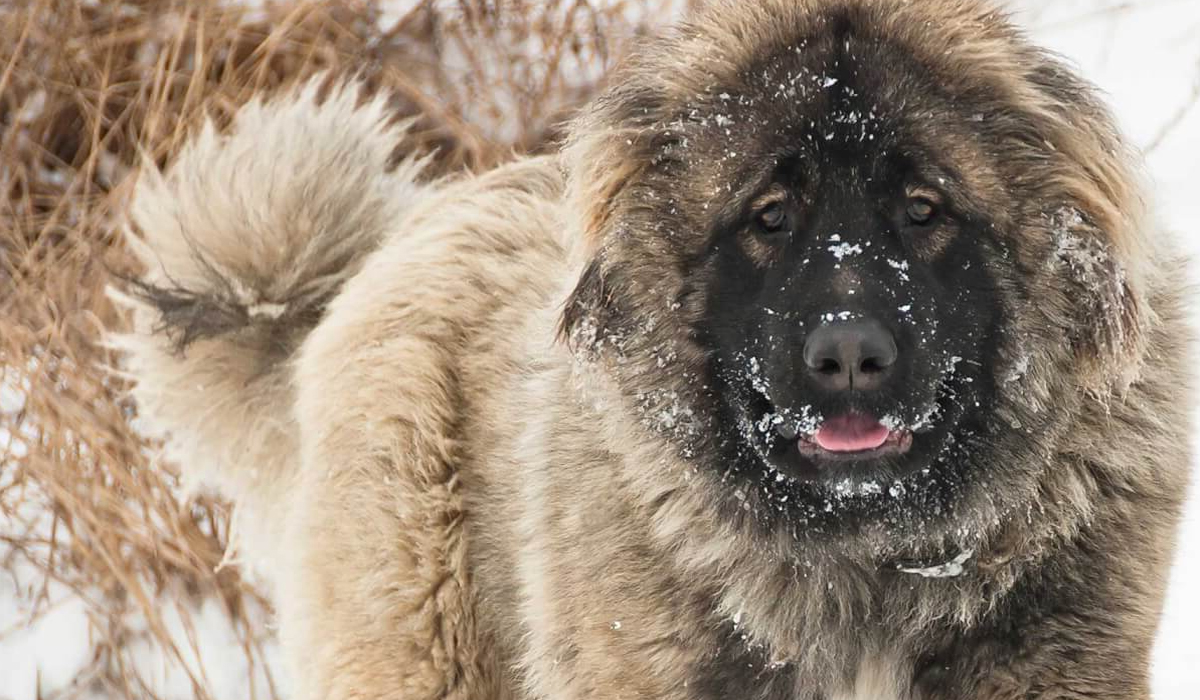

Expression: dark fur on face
xmin=561 ymin=0 xmax=1149 ymax=549
xmin=693 ymin=26 xmax=1025 ymax=534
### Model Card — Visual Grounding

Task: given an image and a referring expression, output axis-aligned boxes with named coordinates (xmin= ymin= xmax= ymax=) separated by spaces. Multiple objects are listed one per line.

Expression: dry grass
xmin=0 ymin=1 xmax=673 ymax=697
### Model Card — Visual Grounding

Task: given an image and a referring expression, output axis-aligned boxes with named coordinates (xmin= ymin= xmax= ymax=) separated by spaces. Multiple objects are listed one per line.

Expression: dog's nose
xmin=803 ymin=319 xmax=897 ymax=391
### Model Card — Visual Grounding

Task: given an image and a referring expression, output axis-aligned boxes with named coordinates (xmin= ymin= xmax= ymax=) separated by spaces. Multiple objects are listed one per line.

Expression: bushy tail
xmin=110 ymin=78 xmax=428 ymax=577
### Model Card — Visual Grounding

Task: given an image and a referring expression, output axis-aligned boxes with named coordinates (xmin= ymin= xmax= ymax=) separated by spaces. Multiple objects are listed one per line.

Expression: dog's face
xmin=700 ymin=97 xmax=1003 ymax=491
xmin=563 ymin=0 xmax=1143 ymax=539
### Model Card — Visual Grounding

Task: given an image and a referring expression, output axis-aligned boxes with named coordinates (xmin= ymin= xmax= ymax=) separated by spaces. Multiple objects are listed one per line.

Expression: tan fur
xmin=116 ymin=1 xmax=1192 ymax=699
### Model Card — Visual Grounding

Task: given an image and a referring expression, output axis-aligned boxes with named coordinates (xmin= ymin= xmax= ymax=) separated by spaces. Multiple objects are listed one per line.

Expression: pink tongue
xmin=813 ymin=414 xmax=890 ymax=452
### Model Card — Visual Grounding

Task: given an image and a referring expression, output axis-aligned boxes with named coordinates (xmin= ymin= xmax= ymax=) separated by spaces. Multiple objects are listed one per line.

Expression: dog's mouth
xmin=727 ymin=352 xmax=969 ymax=483
xmin=740 ymin=388 xmax=936 ymax=481
xmin=791 ymin=413 xmax=914 ymax=463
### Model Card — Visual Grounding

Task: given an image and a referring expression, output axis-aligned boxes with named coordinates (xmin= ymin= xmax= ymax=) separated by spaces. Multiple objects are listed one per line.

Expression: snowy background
xmin=1 ymin=0 xmax=1197 ymax=697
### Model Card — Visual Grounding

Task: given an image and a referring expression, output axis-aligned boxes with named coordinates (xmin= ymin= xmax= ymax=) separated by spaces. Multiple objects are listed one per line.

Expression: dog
xmin=115 ymin=0 xmax=1194 ymax=697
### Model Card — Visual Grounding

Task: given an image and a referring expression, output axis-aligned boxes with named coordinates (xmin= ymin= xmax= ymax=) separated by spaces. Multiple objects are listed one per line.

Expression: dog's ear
xmin=1017 ymin=57 xmax=1153 ymax=392
xmin=557 ymin=67 xmax=669 ymax=347
xmin=556 ymin=122 xmax=642 ymax=349
xmin=1046 ymin=209 xmax=1149 ymax=393
xmin=1075 ymin=238 xmax=1148 ymax=392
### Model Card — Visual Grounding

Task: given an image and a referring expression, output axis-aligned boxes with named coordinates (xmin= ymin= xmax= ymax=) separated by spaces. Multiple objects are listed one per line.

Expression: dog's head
xmin=560 ymin=0 xmax=1147 ymax=542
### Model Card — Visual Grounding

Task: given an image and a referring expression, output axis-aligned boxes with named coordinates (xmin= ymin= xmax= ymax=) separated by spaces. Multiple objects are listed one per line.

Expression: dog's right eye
xmin=756 ymin=202 xmax=789 ymax=237
xmin=905 ymin=197 xmax=938 ymax=226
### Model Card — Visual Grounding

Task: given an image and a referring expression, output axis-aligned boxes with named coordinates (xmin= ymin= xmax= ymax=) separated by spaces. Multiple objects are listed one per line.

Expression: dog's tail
xmin=110 ymin=78 xmax=428 ymax=575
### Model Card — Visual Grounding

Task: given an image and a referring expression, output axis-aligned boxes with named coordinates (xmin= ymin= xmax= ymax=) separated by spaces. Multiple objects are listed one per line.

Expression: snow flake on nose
xmin=820 ymin=310 xmax=857 ymax=323
xmin=886 ymin=258 xmax=911 ymax=282
xmin=827 ymin=241 xmax=864 ymax=261
xmin=825 ymin=235 xmax=865 ymax=264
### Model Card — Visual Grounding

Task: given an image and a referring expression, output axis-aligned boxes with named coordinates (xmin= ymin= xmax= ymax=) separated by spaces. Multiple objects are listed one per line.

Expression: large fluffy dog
xmin=116 ymin=0 xmax=1193 ymax=698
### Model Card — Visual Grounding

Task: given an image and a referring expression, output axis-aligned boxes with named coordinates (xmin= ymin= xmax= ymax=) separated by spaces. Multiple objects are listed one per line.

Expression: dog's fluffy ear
xmin=557 ymin=69 xmax=668 ymax=347
xmin=1045 ymin=209 xmax=1150 ymax=392
xmin=1022 ymin=59 xmax=1152 ymax=390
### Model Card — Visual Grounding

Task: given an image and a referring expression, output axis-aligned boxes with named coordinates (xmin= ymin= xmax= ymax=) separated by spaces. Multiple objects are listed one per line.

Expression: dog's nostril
xmin=818 ymin=358 xmax=841 ymax=375
xmin=860 ymin=357 xmax=884 ymax=374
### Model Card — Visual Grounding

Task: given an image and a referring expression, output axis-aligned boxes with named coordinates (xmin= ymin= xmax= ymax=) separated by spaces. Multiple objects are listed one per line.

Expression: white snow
xmin=2 ymin=1 xmax=1198 ymax=698
xmin=827 ymin=241 xmax=865 ymax=260
xmin=898 ymin=549 xmax=975 ymax=579
xmin=0 ymin=594 xmax=93 ymax=699
xmin=0 ymin=523 xmax=283 ymax=699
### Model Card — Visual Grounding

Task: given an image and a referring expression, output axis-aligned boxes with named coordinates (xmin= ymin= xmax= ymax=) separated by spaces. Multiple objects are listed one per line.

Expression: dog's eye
xmin=756 ymin=202 xmax=789 ymax=235
xmin=906 ymin=197 xmax=939 ymax=226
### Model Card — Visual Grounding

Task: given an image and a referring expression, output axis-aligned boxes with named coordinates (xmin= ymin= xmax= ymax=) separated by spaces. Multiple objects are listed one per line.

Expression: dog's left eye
xmin=756 ymin=202 xmax=789 ymax=234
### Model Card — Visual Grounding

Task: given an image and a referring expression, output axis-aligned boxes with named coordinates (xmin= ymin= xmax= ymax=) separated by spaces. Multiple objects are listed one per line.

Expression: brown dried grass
xmin=0 ymin=1 xmax=673 ymax=697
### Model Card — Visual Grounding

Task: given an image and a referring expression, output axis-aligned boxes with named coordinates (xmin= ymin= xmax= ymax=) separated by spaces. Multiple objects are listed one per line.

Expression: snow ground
xmin=1 ymin=1 xmax=1197 ymax=698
